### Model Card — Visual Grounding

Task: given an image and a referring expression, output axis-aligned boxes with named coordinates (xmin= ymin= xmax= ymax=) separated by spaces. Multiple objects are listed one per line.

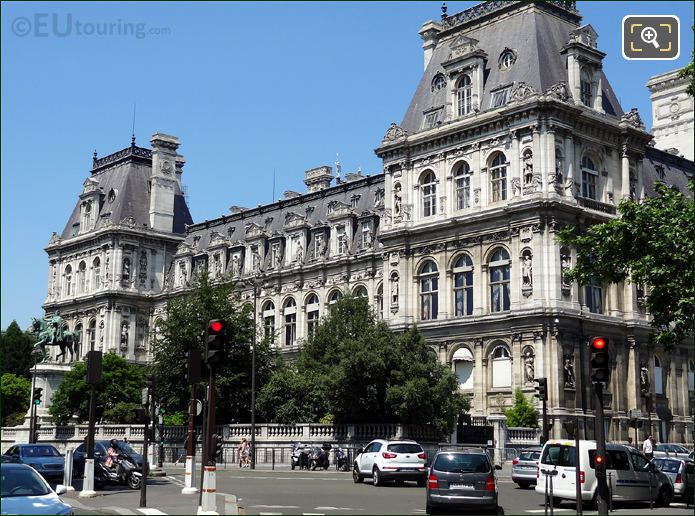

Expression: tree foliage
xmin=1 ymin=373 xmax=31 ymax=426
xmin=49 ymin=353 xmax=144 ymax=425
xmin=504 ymin=389 xmax=539 ymax=428
xmin=258 ymin=296 xmax=465 ymax=435
xmin=679 ymin=26 xmax=695 ymax=98
xmin=103 ymin=402 xmax=142 ymax=424
xmin=152 ymin=271 xmax=276 ymax=423
xmin=558 ymin=181 xmax=695 ymax=349
xmin=1 ymin=321 xmax=36 ymax=378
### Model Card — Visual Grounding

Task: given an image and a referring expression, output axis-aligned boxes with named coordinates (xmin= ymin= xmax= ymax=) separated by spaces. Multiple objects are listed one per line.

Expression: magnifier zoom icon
xmin=640 ymin=26 xmax=660 ymax=48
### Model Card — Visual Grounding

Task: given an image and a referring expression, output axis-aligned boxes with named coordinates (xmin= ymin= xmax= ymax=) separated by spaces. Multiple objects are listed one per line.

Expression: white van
xmin=535 ymin=440 xmax=673 ymax=507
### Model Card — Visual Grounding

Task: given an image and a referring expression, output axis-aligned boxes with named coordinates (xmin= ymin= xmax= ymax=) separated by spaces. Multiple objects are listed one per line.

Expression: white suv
xmin=352 ymin=439 xmax=428 ymax=487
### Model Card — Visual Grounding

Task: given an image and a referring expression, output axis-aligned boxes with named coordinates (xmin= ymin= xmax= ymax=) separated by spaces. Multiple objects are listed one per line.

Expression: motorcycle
xmin=291 ymin=444 xmax=310 ymax=471
xmin=334 ymin=447 xmax=348 ymax=471
xmin=309 ymin=444 xmax=331 ymax=471
xmin=94 ymin=451 xmax=143 ymax=490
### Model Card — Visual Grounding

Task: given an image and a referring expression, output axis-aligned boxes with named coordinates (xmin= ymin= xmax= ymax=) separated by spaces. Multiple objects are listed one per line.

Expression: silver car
xmin=511 ymin=448 xmax=541 ymax=489
xmin=653 ymin=458 xmax=694 ymax=502
xmin=653 ymin=444 xmax=692 ymax=460
xmin=425 ymin=448 xmax=501 ymax=514
xmin=1 ymin=463 xmax=73 ymax=515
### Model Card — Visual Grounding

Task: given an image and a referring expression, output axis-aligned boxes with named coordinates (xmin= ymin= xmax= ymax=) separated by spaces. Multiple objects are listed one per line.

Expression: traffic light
xmin=205 ymin=319 xmax=227 ymax=367
xmin=186 ymin=349 xmax=202 ymax=385
xmin=534 ymin=378 xmax=547 ymax=401
xmin=594 ymin=453 xmax=606 ymax=473
xmin=145 ymin=373 xmax=155 ymax=391
xmin=209 ymin=433 xmax=223 ymax=459
xmin=590 ymin=337 xmax=610 ymax=383
xmin=85 ymin=350 xmax=103 ymax=385
xmin=32 ymin=387 xmax=43 ymax=406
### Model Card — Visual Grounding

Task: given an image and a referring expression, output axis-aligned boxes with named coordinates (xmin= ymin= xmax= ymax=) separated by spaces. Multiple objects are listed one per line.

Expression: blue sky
xmin=2 ymin=1 xmax=693 ymax=329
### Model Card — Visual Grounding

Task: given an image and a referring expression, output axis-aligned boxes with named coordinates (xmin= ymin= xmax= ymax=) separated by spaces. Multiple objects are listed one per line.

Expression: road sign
xmin=196 ymin=399 xmax=203 ymax=416
xmin=629 ymin=409 xmax=642 ymax=419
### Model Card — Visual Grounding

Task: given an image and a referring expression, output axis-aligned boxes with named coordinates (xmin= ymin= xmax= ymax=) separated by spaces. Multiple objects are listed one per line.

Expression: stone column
xmin=510 ymin=130 xmax=520 ymax=197
xmin=626 ymin=337 xmax=640 ymax=439
xmin=564 ymin=134 xmax=575 ymax=199
xmin=621 ymin=144 xmax=631 ymax=200
xmin=546 ymin=126 xmax=556 ymax=194
xmin=636 ymin=156 xmax=645 ymax=200
xmin=474 ymin=339 xmax=485 ymax=416
xmin=532 ymin=125 xmax=542 ymax=194
xmin=478 ymin=144 xmax=487 ymax=208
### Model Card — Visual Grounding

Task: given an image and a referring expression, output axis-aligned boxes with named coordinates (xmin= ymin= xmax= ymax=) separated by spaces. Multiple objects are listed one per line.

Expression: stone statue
xmin=122 ymin=258 xmax=131 ymax=280
xmin=394 ymin=184 xmax=402 ymax=216
xmin=231 ymin=255 xmax=241 ymax=277
xmin=252 ymin=248 xmax=261 ymax=271
xmin=30 ymin=312 xmax=79 ymax=362
xmin=640 ymin=364 xmax=650 ymax=394
xmin=179 ymin=262 xmax=188 ymax=285
xmin=561 ymin=253 xmax=571 ymax=290
xmin=563 ymin=356 xmax=576 ymax=388
xmin=391 ymin=275 xmax=399 ymax=305
xmin=522 ymin=255 xmax=533 ymax=287
xmin=524 ymin=350 xmax=535 ymax=383
xmin=294 ymin=241 xmax=304 ymax=263
xmin=120 ymin=323 xmax=129 ymax=349
xmin=213 ymin=253 xmax=222 ymax=276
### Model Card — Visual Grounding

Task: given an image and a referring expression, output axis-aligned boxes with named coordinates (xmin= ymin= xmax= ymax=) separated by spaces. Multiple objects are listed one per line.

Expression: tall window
xmin=456 ymin=75 xmax=472 ymax=117
xmin=88 ymin=319 xmax=96 ymax=352
xmin=262 ymin=301 xmax=275 ymax=342
xmin=489 ymin=248 xmax=510 ymax=312
xmin=306 ymin=294 xmax=320 ymax=337
xmin=78 ymin=261 xmax=87 ymax=293
xmin=419 ymin=260 xmax=439 ymax=320
xmin=688 ymin=360 xmax=694 ymax=392
xmin=92 ymin=257 xmax=101 ymax=290
xmin=353 ymin=286 xmax=368 ymax=298
xmin=74 ymin=323 xmax=83 ymax=360
xmin=376 ymin=284 xmax=384 ymax=320
xmin=491 ymin=344 xmax=512 ymax=388
xmin=581 ymin=156 xmax=598 ymax=199
xmin=421 ymin=171 xmax=437 ymax=218
xmin=336 ymin=225 xmax=347 ymax=255
xmin=453 ymin=254 xmax=474 ymax=316
xmin=64 ymin=265 xmax=73 ymax=297
xmin=361 ymin=222 xmax=372 ymax=249
xmin=585 ymin=277 xmax=603 ymax=314
xmin=654 ymin=356 xmax=664 ymax=395
xmin=489 ymin=153 xmax=508 ymax=202
xmin=580 ymin=67 xmax=592 ymax=107
xmin=284 ymin=298 xmax=297 ymax=346
xmin=454 ymin=162 xmax=471 ymax=210
xmin=328 ymin=290 xmax=343 ymax=313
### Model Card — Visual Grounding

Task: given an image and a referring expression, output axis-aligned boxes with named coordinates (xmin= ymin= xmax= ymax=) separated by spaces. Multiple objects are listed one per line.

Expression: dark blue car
xmin=1 ymin=444 xmax=65 ymax=481
xmin=72 ymin=440 xmax=143 ymax=477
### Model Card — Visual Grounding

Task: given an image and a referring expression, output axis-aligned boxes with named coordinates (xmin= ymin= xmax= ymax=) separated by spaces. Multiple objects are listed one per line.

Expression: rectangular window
xmin=585 ymin=284 xmax=603 ymax=314
xmin=307 ymin=311 xmax=319 ymax=336
xmin=264 ymin=316 xmax=274 ymax=341
xmin=582 ymin=170 xmax=597 ymax=199
xmin=490 ymin=88 xmax=511 ymax=108
xmin=284 ymin=314 xmax=296 ymax=346
xmin=457 ymin=86 xmax=472 ymax=116
xmin=654 ymin=366 xmax=663 ymax=395
xmin=491 ymin=168 xmax=507 ymax=202
xmin=423 ymin=110 xmax=442 ymax=130
xmin=581 ymin=80 xmax=592 ymax=107
xmin=336 ymin=225 xmax=347 ymax=255
xmin=361 ymin=222 xmax=372 ymax=249
xmin=454 ymin=270 xmax=474 ymax=316
xmin=423 ymin=184 xmax=437 ymax=217
xmin=456 ymin=175 xmax=470 ymax=210
xmin=313 ymin=233 xmax=324 ymax=260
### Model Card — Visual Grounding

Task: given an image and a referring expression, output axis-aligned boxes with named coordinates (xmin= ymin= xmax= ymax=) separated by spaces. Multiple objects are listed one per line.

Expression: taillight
xmin=675 ymin=474 xmax=683 ymax=484
xmin=536 ymin=466 xmax=540 ymax=478
xmin=428 ymin=474 xmax=439 ymax=489
xmin=579 ymin=471 xmax=585 ymax=484
xmin=381 ymin=452 xmax=397 ymax=459
xmin=485 ymin=475 xmax=496 ymax=491
xmin=512 ymin=458 xmax=519 ymax=465
xmin=418 ymin=452 xmax=427 ymax=460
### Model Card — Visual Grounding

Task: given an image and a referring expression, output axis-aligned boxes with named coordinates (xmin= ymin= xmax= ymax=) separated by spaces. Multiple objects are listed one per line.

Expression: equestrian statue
xmin=30 ymin=311 xmax=80 ymax=362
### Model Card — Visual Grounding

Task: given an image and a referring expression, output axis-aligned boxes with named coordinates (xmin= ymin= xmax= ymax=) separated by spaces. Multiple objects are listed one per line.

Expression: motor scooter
xmin=94 ymin=451 xmax=143 ymax=490
xmin=291 ymin=444 xmax=310 ymax=470
xmin=309 ymin=444 xmax=331 ymax=471
xmin=334 ymin=447 xmax=348 ymax=471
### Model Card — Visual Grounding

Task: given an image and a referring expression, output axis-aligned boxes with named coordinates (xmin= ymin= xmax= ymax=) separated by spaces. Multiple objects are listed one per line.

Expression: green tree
xmin=256 ymin=365 xmax=328 ymax=423
xmin=679 ymin=26 xmax=695 ymax=97
xmin=558 ymin=180 xmax=694 ymax=348
xmin=1 ymin=321 xmax=36 ymax=378
xmin=1 ymin=373 xmax=31 ymax=426
xmin=504 ymin=389 xmax=539 ymax=428
xmin=49 ymin=353 xmax=144 ymax=425
xmin=103 ymin=402 xmax=142 ymax=424
xmin=152 ymin=271 xmax=276 ymax=424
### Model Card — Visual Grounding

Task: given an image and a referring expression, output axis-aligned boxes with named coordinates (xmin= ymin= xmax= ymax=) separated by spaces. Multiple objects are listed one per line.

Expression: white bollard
xmin=63 ymin=448 xmax=75 ymax=491
xmin=149 ymin=443 xmax=159 ymax=471
xmin=225 ymin=494 xmax=239 ymax=515
xmin=196 ymin=465 xmax=218 ymax=515
xmin=78 ymin=458 xmax=97 ymax=498
xmin=181 ymin=455 xmax=198 ymax=494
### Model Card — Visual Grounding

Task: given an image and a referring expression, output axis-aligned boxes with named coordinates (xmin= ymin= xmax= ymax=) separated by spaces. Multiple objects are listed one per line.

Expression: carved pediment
xmin=510 ymin=82 xmax=538 ymax=103
xmin=284 ymin=211 xmax=307 ymax=229
xmin=82 ymin=177 xmax=101 ymax=194
xmin=382 ymin=123 xmax=408 ymax=144
xmin=545 ymin=81 xmax=573 ymax=103
xmin=175 ymin=241 xmax=195 ymax=256
xmin=621 ymin=108 xmax=645 ymax=129
xmin=327 ymin=200 xmax=352 ymax=220
xmin=245 ymin=222 xmax=265 ymax=238
xmin=208 ymin=231 xmax=227 ymax=247
xmin=569 ymin=24 xmax=598 ymax=49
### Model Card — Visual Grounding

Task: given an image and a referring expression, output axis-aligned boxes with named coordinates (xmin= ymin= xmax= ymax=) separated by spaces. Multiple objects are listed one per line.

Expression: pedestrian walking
xmin=238 ymin=438 xmax=248 ymax=468
xmin=643 ymin=433 xmax=654 ymax=460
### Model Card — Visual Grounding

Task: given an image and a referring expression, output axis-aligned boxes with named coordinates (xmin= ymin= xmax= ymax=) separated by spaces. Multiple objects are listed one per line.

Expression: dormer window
xmin=456 ymin=75 xmax=473 ymax=117
xmin=490 ymin=87 xmax=512 ymax=108
xmin=580 ymin=67 xmax=593 ymax=106
xmin=498 ymin=49 xmax=516 ymax=70
xmin=423 ymin=109 xmax=442 ymax=129
xmin=432 ymin=73 xmax=446 ymax=91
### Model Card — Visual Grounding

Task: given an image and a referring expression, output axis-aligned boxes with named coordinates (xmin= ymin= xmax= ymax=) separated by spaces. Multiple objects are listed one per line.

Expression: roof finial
xmin=93 ymin=149 xmax=98 ymax=165
xmin=441 ymin=2 xmax=448 ymax=20
xmin=335 ymin=153 xmax=342 ymax=180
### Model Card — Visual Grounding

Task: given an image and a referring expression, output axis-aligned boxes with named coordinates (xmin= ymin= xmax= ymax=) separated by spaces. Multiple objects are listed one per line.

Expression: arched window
xmin=580 ymin=67 xmax=592 ymax=106
xmin=581 ymin=156 xmax=598 ymax=200
xmin=654 ymin=356 xmax=664 ymax=395
xmin=74 ymin=323 xmax=83 ymax=360
xmin=452 ymin=347 xmax=474 ymax=390
xmin=64 ymin=265 xmax=73 ymax=297
xmin=456 ymin=75 xmax=473 ymax=117
xmin=489 ymin=153 xmax=508 ymax=202
xmin=306 ymin=294 xmax=320 ymax=337
xmin=328 ymin=290 xmax=343 ymax=312
xmin=92 ymin=257 xmax=101 ymax=290
xmin=453 ymin=254 xmax=474 ymax=317
xmin=262 ymin=301 xmax=275 ymax=343
xmin=376 ymin=283 xmax=384 ymax=320
xmin=489 ymin=248 xmax=510 ymax=312
xmin=353 ymin=286 xmax=368 ymax=299
xmin=585 ymin=277 xmax=602 ymax=314
xmin=78 ymin=261 xmax=87 ymax=294
xmin=283 ymin=298 xmax=297 ymax=346
xmin=419 ymin=260 xmax=439 ymax=320
xmin=88 ymin=319 xmax=96 ymax=353
xmin=454 ymin=162 xmax=471 ymax=210
xmin=421 ymin=171 xmax=437 ymax=218
xmin=491 ymin=343 xmax=512 ymax=388
xmin=688 ymin=360 xmax=694 ymax=392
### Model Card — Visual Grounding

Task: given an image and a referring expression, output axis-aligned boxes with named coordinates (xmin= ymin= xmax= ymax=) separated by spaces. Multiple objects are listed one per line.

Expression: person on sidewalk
xmin=642 ymin=433 xmax=654 ymax=460
xmin=237 ymin=438 xmax=248 ymax=468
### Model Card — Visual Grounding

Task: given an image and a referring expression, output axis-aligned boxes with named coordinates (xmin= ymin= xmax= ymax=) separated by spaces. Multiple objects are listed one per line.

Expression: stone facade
xmin=647 ymin=69 xmax=695 ymax=161
xmin=38 ymin=1 xmax=693 ymax=443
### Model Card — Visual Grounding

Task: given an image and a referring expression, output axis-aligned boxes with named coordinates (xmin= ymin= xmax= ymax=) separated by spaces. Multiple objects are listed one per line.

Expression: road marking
xmin=166 ymin=475 xmax=185 ymax=487
xmin=253 ymin=505 xmax=301 ymax=509
xmin=222 ymin=475 xmax=344 ymax=482
xmin=525 ymin=510 xmax=574 ymax=513
xmin=259 ymin=513 xmax=283 ymax=515
xmin=314 ymin=507 xmax=360 ymax=511
xmin=102 ymin=507 xmax=138 ymax=515
xmin=137 ymin=509 xmax=168 ymax=515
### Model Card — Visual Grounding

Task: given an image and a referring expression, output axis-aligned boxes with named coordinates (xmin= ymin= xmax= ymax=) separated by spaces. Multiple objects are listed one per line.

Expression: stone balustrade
xmin=506 ymin=426 xmax=542 ymax=445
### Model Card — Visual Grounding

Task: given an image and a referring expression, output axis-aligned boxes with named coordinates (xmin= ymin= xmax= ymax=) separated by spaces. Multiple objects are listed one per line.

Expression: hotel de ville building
xmin=37 ymin=1 xmax=693 ymax=444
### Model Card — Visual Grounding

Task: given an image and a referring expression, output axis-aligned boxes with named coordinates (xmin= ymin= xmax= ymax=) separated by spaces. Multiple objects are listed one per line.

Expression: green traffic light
xmin=34 ymin=399 xmax=40 ymax=405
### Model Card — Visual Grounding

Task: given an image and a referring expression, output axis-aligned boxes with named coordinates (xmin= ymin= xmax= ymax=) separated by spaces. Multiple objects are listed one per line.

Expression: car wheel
xmin=656 ymin=486 xmax=673 ymax=507
xmin=372 ymin=466 xmax=382 ymax=487
xmin=417 ymin=478 xmax=426 ymax=487
xmin=352 ymin=464 xmax=364 ymax=483
xmin=425 ymin=503 xmax=438 ymax=515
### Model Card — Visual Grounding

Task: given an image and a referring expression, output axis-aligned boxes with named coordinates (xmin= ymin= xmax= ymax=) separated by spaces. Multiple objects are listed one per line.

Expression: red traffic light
xmin=595 ymin=455 xmax=604 ymax=465
xmin=592 ymin=337 xmax=606 ymax=350
xmin=211 ymin=321 xmax=223 ymax=333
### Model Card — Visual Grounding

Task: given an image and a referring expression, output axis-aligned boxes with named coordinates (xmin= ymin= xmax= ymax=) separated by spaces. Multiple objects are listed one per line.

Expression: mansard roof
xmin=401 ymin=0 xmax=623 ymax=135
xmin=642 ymin=146 xmax=694 ymax=198
xmin=185 ymin=174 xmax=385 ymax=251
xmin=60 ymin=142 xmax=193 ymax=239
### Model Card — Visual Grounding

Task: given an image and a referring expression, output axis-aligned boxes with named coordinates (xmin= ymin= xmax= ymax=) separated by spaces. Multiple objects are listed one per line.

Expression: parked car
xmin=536 ymin=440 xmax=673 ymax=508
xmin=653 ymin=458 xmax=694 ymax=502
xmin=426 ymin=447 xmax=501 ymax=514
xmin=353 ymin=439 xmax=428 ymax=487
xmin=653 ymin=443 xmax=692 ymax=460
xmin=1 ymin=444 xmax=64 ymax=482
xmin=511 ymin=447 xmax=542 ymax=489
xmin=72 ymin=440 xmax=143 ymax=478
xmin=1 ymin=463 xmax=73 ymax=515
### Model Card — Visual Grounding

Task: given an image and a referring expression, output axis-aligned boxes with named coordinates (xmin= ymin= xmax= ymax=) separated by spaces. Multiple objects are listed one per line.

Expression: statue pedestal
xmin=29 ymin=363 xmax=73 ymax=424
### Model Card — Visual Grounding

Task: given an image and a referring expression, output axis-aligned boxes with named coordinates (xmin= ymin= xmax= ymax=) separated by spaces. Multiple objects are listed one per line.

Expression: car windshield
xmin=1 ymin=467 xmax=51 ymax=497
xmin=116 ymin=442 xmax=137 ymax=455
xmin=653 ymin=459 xmax=681 ymax=473
xmin=433 ymin=453 xmax=490 ymax=473
xmin=387 ymin=444 xmax=423 ymax=454
xmin=519 ymin=451 xmax=541 ymax=461
xmin=20 ymin=446 xmax=61 ymax=458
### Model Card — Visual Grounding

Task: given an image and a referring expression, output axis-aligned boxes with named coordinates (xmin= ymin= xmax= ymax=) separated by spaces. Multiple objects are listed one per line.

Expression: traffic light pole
xmin=251 ymin=280 xmax=258 ymax=470
xmin=140 ymin=382 xmax=152 ymax=508
xmin=29 ymin=353 xmax=38 ymax=444
xmin=593 ymin=381 xmax=609 ymax=516
xmin=200 ymin=370 xmax=218 ymax=514
xmin=182 ymin=383 xmax=198 ymax=494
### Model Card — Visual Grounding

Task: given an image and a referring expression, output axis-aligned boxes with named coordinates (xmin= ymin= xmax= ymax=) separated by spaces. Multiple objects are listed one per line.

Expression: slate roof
xmin=401 ymin=1 xmax=624 ymax=134
xmin=60 ymin=145 xmax=192 ymax=239
xmin=642 ymin=146 xmax=694 ymax=198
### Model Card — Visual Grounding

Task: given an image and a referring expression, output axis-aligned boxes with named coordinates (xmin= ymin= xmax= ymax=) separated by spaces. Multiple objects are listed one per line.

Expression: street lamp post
xmin=250 ymin=274 xmax=260 ymax=470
